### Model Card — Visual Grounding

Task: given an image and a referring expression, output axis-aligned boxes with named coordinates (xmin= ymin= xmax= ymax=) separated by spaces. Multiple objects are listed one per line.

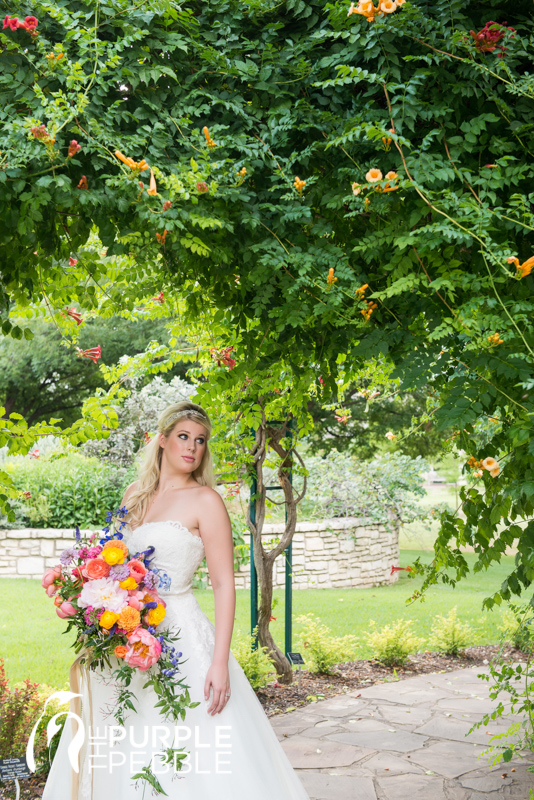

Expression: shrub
xmin=428 ymin=607 xmax=474 ymax=656
xmin=4 ymin=454 xmax=135 ymax=528
xmin=0 ymin=659 xmax=65 ymax=774
xmin=231 ymin=627 xmax=276 ymax=690
xmin=365 ymin=619 xmax=424 ymax=667
xmin=498 ymin=602 xmax=534 ymax=653
xmin=295 ymin=613 xmax=359 ymax=675
xmin=300 ymin=451 xmax=430 ymax=530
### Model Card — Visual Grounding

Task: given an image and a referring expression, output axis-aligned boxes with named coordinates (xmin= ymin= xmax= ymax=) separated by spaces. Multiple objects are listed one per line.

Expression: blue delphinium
xmin=100 ymin=507 xmax=129 ymax=545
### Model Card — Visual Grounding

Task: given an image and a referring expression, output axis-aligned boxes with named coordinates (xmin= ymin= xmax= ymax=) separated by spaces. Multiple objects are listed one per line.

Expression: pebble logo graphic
xmin=26 ymin=691 xmax=85 ymax=773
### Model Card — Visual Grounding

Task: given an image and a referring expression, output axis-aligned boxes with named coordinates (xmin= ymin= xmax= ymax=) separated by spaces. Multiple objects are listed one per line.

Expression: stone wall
xmin=0 ymin=516 xmax=399 ymax=589
xmin=206 ymin=517 xmax=400 ymax=590
xmin=0 ymin=527 xmax=79 ymax=579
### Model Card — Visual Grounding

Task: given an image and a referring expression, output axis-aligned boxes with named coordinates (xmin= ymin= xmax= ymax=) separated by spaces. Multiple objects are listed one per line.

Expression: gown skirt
xmin=41 ymin=520 xmax=311 ymax=799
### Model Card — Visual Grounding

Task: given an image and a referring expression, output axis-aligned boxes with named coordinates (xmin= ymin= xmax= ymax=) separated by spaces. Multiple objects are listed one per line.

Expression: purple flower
xmin=109 ymin=563 xmax=130 ymax=580
xmin=60 ymin=547 xmax=78 ymax=566
xmin=143 ymin=570 xmax=159 ymax=590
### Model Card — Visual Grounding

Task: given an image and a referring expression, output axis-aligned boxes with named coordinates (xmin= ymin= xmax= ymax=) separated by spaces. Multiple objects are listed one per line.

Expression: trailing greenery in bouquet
xmin=40 ymin=506 xmax=200 ymax=792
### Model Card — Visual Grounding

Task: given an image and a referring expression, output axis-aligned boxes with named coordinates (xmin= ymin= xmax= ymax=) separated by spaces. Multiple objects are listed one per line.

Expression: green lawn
xmin=399 ymin=484 xmax=459 ymax=550
xmin=0 ymin=549 xmax=515 ymax=691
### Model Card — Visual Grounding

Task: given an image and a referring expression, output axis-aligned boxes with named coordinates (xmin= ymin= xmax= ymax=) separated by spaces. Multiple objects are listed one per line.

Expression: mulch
xmin=0 ymin=644 xmax=522 ymax=799
xmin=257 ymin=644 xmax=523 ymax=716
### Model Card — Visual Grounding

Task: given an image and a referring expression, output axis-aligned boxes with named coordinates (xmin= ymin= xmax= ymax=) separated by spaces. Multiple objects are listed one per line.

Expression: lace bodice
xmin=123 ymin=519 xmax=206 ymax=596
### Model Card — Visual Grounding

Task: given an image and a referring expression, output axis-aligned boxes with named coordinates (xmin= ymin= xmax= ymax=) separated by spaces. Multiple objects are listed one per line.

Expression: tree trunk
xmin=245 ymin=409 xmax=307 ymax=685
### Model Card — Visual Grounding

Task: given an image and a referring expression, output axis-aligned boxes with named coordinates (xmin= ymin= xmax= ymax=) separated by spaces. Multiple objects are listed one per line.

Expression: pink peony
xmin=128 ymin=559 xmax=147 ymax=583
xmin=84 ymin=558 xmax=111 ymax=580
xmin=127 ymin=589 xmax=145 ymax=610
xmin=42 ymin=565 xmax=62 ymax=594
xmin=124 ymin=627 xmax=162 ymax=671
xmin=77 ymin=576 xmax=128 ymax=612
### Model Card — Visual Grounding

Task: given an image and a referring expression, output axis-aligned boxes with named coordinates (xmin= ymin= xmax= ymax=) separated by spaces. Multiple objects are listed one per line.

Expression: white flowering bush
xmin=83 ymin=375 xmax=196 ymax=466
xmin=299 ymin=451 xmax=431 ymax=530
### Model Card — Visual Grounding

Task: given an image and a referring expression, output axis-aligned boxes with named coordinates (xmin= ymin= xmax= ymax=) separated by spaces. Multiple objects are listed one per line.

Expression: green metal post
xmin=284 ymin=418 xmax=293 ymax=657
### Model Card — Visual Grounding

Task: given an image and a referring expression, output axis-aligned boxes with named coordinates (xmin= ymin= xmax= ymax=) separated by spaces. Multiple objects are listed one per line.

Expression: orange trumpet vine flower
xmin=76 ymin=345 xmax=101 ymax=363
xmin=327 ymin=267 xmax=338 ymax=285
xmin=507 ymin=255 xmax=534 ymax=279
xmin=147 ymin=170 xmax=157 ymax=196
xmin=202 ymin=126 xmax=217 ymax=148
xmin=115 ymin=151 xmax=149 ymax=172
xmin=390 ymin=565 xmax=412 ymax=575
xmin=65 ymin=307 xmax=83 ymax=325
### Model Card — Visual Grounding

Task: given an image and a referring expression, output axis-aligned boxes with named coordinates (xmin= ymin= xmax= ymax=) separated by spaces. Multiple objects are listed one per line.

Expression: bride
xmin=42 ymin=400 xmax=311 ymax=799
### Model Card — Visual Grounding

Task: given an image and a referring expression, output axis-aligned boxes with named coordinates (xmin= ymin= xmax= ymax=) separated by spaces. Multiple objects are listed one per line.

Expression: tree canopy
xmin=1 ymin=0 xmax=534 ymax=606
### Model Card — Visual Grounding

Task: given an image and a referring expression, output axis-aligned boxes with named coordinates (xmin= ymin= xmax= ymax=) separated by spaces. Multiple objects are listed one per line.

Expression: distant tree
xmin=306 ymin=389 xmax=449 ymax=461
xmin=0 ymin=316 xmax=188 ymax=425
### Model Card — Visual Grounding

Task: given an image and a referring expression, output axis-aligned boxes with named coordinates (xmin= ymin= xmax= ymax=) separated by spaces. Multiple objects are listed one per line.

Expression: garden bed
xmin=0 ymin=644 xmax=523 ymax=800
xmin=257 ymin=644 xmax=523 ymax=716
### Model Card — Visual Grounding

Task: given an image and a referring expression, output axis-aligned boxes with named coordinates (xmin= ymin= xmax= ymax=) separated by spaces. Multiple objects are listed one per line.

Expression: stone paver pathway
xmin=273 ymin=666 xmax=533 ymax=799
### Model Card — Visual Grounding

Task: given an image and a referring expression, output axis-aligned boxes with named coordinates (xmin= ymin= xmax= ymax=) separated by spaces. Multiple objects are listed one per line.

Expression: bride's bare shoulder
xmin=196 ymin=485 xmax=225 ymax=506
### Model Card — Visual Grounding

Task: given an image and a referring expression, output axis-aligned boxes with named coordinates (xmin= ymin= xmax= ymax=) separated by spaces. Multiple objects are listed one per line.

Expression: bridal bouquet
xmin=41 ymin=507 xmax=199 ymax=792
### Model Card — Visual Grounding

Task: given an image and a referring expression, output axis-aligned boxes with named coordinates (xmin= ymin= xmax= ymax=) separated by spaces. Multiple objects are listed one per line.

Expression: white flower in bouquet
xmin=78 ymin=576 xmax=129 ymax=612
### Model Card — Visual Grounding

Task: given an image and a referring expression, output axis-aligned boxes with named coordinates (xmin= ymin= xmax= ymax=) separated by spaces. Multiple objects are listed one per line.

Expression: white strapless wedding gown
xmin=41 ymin=520 xmax=310 ymax=799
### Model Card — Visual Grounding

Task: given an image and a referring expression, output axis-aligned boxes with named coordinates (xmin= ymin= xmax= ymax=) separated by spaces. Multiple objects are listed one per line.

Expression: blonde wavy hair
xmin=125 ymin=400 xmax=215 ymax=529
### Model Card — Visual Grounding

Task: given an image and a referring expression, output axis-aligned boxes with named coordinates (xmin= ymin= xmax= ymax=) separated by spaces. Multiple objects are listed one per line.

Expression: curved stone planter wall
xmin=0 ymin=516 xmax=399 ymax=589
xmin=226 ymin=517 xmax=400 ymax=590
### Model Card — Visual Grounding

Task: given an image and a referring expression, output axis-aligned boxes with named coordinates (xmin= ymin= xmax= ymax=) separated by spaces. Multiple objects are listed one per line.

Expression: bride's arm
xmin=198 ymin=488 xmax=236 ymax=714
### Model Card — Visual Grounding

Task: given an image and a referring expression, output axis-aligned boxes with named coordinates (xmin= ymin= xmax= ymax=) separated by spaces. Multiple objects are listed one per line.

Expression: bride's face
xmin=160 ymin=419 xmax=208 ymax=474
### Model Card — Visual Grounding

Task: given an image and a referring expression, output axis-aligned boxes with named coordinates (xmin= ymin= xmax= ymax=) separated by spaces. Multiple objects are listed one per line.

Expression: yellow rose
xmin=119 ymin=576 xmax=138 ymax=591
xmin=99 ymin=611 xmax=119 ymax=629
xmin=101 ymin=546 xmax=126 ymax=566
xmin=147 ymin=604 xmax=166 ymax=626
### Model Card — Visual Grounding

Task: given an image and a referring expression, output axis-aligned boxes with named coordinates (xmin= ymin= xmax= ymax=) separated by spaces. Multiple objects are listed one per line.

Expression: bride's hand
xmin=204 ymin=662 xmax=231 ymax=715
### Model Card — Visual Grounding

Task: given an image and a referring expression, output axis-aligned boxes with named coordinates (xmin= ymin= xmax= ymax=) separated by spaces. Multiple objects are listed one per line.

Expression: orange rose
xmin=84 ymin=558 xmax=110 ymax=580
xmin=114 ymin=645 xmax=128 ymax=659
